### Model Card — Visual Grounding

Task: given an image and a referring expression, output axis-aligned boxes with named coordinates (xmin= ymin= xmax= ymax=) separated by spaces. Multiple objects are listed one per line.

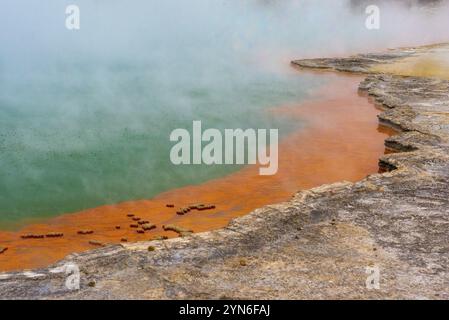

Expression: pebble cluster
xmin=77 ymin=230 xmax=94 ymax=235
xmin=0 ymin=203 xmax=217 ymax=256
xmin=176 ymin=203 xmax=216 ymax=215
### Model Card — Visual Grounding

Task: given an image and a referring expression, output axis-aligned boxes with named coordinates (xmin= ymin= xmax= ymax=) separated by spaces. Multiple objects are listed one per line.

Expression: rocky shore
xmin=1 ymin=44 xmax=448 ymax=299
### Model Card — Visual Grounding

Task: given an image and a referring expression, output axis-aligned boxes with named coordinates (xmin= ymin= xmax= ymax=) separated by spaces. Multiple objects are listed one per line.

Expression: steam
xmin=1 ymin=1 xmax=449 ymax=70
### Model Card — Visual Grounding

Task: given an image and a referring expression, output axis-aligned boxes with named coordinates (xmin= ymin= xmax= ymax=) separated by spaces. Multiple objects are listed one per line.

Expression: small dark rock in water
xmin=174 ymin=204 xmax=217 ymax=215
xmin=166 ymin=204 xmax=175 ymax=208
xmin=142 ymin=224 xmax=156 ymax=231
xmin=46 ymin=232 xmax=64 ymax=238
xmin=132 ymin=217 xmax=141 ymax=221
xmin=115 ymin=226 xmax=121 ymax=230
xmin=87 ymin=281 xmax=96 ymax=288
xmin=138 ymin=220 xmax=149 ymax=225
xmin=163 ymin=224 xmax=193 ymax=234
xmin=239 ymin=259 xmax=247 ymax=267
xmin=77 ymin=230 xmax=94 ymax=235
xmin=151 ymin=235 xmax=168 ymax=241
xmin=137 ymin=230 xmax=144 ymax=234
xmin=130 ymin=224 xmax=138 ymax=228
xmin=196 ymin=204 xmax=216 ymax=211
xmin=127 ymin=213 xmax=134 ymax=217
xmin=177 ymin=207 xmax=191 ymax=215
xmin=0 ymin=247 xmax=7 ymax=254
xmin=21 ymin=234 xmax=45 ymax=239
xmin=88 ymin=240 xmax=104 ymax=247
xmin=121 ymin=238 xmax=128 ymax=242
xmin=148 ymin=246 xmax=156 ymax=252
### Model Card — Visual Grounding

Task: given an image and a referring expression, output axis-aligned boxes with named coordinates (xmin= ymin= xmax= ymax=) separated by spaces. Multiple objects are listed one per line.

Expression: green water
xmin=0 ymin=61 xmax=322 ymax=226
xmin=1 ymin=0 xmax=445 ymax=228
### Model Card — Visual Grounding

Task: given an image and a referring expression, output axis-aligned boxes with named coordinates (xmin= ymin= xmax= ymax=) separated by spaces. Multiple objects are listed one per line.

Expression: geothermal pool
xmin=0 ymin=1 xmax=448 ymax=227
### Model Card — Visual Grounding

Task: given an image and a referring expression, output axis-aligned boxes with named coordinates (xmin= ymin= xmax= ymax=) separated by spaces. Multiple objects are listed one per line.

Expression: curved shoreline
xmin=1 ymin=43 xmax=448 ymax=299
xmin=0 ymin=73 xmax=392 ymax=272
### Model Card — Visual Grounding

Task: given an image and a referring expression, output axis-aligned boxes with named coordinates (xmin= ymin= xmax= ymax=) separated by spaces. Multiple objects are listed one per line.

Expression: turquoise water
xmin=0 ymin=0 xmax=447 ymax=227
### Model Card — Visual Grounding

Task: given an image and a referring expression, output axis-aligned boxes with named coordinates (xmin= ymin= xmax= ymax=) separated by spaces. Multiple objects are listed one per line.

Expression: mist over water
xmin=1 ymin=0 xmax=448 ymax=227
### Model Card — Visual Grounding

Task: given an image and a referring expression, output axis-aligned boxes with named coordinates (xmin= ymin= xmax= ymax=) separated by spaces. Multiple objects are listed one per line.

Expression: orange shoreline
xmin=0 ymin=73 xmax=395 ymax=272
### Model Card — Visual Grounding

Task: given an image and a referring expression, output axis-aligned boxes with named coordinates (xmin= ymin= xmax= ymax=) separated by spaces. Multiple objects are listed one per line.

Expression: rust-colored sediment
xmin=0 ymin=74 xmax=395 ymax=271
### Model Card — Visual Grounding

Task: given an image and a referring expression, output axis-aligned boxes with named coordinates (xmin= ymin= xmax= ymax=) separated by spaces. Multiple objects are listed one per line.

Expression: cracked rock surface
xmin=1 ymin=45 xmax=448 ymax=299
